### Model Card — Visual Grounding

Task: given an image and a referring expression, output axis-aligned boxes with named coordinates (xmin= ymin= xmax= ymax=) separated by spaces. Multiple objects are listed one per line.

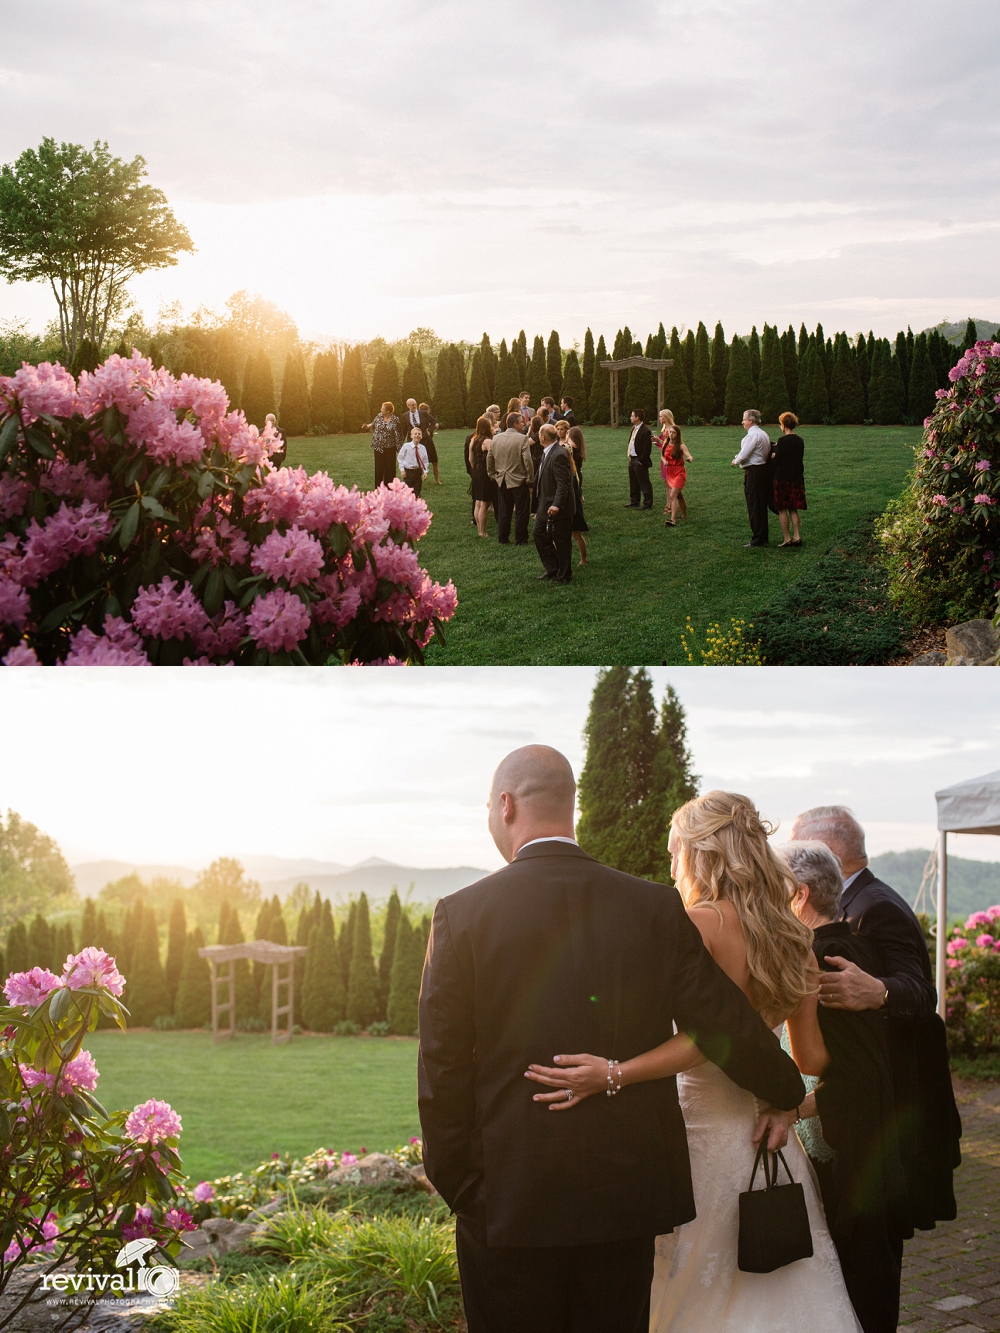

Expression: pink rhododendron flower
xmin=987 ymin=905 xmax=1000 ymax=921
xmin=2 ymin=640 xmax=39 ymax=665
xmin=62 ymin=617 xmax=150 ymax=666
xmin=190 ymin=515 xmax=251 ymax=569
xmin=122 ymin=1206 xmax=157 ymax=1243
xmin=4 ymin=967 xmax=62 ymax=1008
xmin=192 ymin=1181 xmax=215 ymax=1203
xmin=21 ymin=1049 xmax=99 ymax=1096
xmin=3 ymin=361 xmax=80 ymax=423
xmin=313 ymin=579 xmax=363 ymax=630
xmin=41 ymin=458 xmax=111 ymax=505
xmin=0 ymin=575 xmax=30 ymax=629
xmin=975 ymin=933 xmax=995 ymax=948
xmin=340 ymin=1152 xmax=358 ymax=1166
xmin=15 ymin=502 xmax=114 ymax=587
xmin=946 ymin=938 xmax=969 ymax=955
xmin=246 ymin=588 xmax=310 ymax=652
xmin=125 ymin=1099 xmax=182 ymax=1145
xmin=965 ymin=911 xmax=992 ymax=929
xmin=132 ymin=577 xmax=211 ymax=642
xmin=975 ymin=460 xmax=991 ymax=471
xmin=974 ymin=494 xmax=996 ymax=506
xmin=930 ymin=494 xmax=948 ymax=506
xmin=0 ymin=474 xmax=31 ymax=520
xmin=3 ymin=1214 xmax=60 ymax=1263
xmin=62 ymin=946 xmax=125 ymax=996
xmin=251 ymin=525 xmax=325 ymax=586
xmin=946 ymin=958 xmax=960 ymax=970
xmin=348 ymin=656 xmax=407 ymax=665
xmin=164 ymin=1208 xmax=196 ymax=1232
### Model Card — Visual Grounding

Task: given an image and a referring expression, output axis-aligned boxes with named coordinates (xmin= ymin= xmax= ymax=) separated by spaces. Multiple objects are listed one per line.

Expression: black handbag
xmin=737 ymin=1143 xmax=814 ymax=1273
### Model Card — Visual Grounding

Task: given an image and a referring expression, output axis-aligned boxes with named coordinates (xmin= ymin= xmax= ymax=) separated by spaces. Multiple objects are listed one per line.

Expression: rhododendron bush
xmin=0 ymin=950 xmax=190 ymax=1325
xmin=0 ymin=355 xmax=456 ymax=665
xmin=943 ymin=905 xmax=1000 ymax=1056
xmin=880 ymin=340 xmax=1000 ymax=623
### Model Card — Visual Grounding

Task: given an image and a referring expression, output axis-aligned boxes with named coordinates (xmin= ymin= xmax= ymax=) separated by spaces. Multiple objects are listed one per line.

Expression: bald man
xmin=418 ymin=745 xmax=805 ymax=1333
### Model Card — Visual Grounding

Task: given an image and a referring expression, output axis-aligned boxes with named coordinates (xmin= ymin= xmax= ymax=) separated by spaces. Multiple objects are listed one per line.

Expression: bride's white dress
xmin=650 ymin=1054 xmax=862 ymax=1333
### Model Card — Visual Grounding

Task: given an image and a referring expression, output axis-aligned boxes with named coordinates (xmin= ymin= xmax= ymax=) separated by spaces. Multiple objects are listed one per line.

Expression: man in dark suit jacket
xmin=402 ymin=398 xmax=440 ymax=484
xmin=419 ymin=746 xmax=806 ymax=1333
xmin=625 ymin=407 xmax=653 ymax=509
xmin=532 ymin=424 xmax=575 ymax=583
xmin=559 ymin=396 xmax=578 ymax=427
xmin=791 ymin=806 xmax=962 ymax=1232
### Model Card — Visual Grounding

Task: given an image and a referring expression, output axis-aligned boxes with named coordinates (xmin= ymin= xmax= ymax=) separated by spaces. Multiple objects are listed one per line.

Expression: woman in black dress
xmin=467 ymin=415 xmax=496 ymax=538
xmin=527 ymin=414 xmax=544 ymax=515
xmin=562 ymin=437 xmax=589 ymax=566
xmin=773 ymin=410 xmax=806 ymax=547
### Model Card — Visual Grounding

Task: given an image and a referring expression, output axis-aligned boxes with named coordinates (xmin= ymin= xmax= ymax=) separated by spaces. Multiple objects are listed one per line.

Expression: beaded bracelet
xmin=606 ymin=1058 xmax=622 ymax=1096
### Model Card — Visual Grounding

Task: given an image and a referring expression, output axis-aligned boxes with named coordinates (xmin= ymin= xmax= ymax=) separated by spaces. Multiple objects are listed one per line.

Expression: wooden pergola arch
xmin=198 ymin=941 xmax=308 ymax=1045
xmin=600 ymin=356 xmax=674 ymax=427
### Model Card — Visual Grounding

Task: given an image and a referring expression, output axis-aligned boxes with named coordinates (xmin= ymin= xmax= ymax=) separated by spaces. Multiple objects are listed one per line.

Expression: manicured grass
xmin=286 ymin=424 xmax=920 ymax=664
xmin=87 ymin=1030 xmax=420 ymax=1182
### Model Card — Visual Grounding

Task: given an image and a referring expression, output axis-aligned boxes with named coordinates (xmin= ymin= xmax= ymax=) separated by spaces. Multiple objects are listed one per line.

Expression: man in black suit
xmin=532 ymin=424 xmax=574 ymax=583
xmin=791 ymin=806 xmax=962 ymax=1234
xmin=402 ymin=398 xmax=440 ymax=484
xmin=625 ymin=407 xmax=653 ymax=509
xmin=559 ymin=396 xmax=578 ymax=427
xmin=419 ymin=745 xmax=805 ymax=1333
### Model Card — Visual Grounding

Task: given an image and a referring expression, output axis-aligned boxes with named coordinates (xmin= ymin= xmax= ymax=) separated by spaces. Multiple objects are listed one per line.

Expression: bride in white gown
xmin=526 ymin=791 xmax=862 ymax=1333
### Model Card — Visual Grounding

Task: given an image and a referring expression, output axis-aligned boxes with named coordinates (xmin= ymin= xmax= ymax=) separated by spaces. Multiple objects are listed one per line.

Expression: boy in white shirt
xmin=399 ymin=427 xmax=430 ymax=496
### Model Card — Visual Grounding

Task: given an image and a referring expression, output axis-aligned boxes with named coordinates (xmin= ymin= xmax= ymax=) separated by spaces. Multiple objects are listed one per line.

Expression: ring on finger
xmin=564 ymin=1088 xmax=573 ymax=1101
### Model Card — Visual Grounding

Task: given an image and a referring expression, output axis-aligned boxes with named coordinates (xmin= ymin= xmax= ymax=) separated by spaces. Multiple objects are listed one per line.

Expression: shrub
xmin=0 ymin=355 xmax=456 ymax=664
xmin=944 ymin=905 xmax=1000 ymax=1055
xmin=368 ymin=1021 xmax=390 ymax=1037
xmin=753 ymin=511 xmax=911 ymax=664
xmin=155 ymin=1270 xmax=349 ymax=1333
xmin=333 ymin=1019 xmax=361 ymax=1036
xmin=879 ymin=338 xmax=1000 ymax=623
xmin=680 ymin=617 xmax=763 ymax=665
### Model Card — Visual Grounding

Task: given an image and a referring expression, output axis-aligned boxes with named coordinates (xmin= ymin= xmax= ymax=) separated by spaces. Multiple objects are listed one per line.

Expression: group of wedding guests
xmin=466 ymin=394 xmax=588 ymax=585
xmin=363 ymin=397 xmax=442 ymax=496
xmin=419 ymin=744 xmax=962 ymax=1333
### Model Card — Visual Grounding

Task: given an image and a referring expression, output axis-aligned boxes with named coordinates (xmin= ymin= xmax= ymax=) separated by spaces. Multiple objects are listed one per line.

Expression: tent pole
xmin=935 ymin=829 xmax=947 ymax=1020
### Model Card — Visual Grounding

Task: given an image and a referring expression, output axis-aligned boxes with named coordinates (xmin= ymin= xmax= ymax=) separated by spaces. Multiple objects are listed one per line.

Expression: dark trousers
xmin=403 ymin=468 xmax=423 ymax=497
xmin=743 ymin=464 xmax=769 ymax=544
xmin=628 ymin=458 xmax=653 ymax=507
xmin=374 ymin=447 xmax=397 ymax=488
xmin=497 ymin=481 xmax=530 ymax=544
xmin=533 ymin=509 xmax=573 ymax=581
xmin=813 ymin=1158 xmax=903 ymax=1333
xmin=455 ymin=1218 xmax=653 ymax=1333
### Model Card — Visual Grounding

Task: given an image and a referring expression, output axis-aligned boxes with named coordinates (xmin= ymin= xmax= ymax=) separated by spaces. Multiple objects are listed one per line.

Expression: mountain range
xmin=868 ymin=850 xmax=1000 ymax=920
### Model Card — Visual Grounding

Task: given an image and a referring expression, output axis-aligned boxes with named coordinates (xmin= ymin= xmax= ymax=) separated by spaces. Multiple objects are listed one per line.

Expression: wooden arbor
xmin=599 ymin=356 xmax=674 ymax=427
xmin=198 ymin=941 xmax=308 ymax=1046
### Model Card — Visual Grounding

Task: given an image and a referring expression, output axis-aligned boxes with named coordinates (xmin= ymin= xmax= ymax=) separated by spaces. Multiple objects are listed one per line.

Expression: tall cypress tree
xmin=304 ymin=903 xmax=344 ymax=1032
xmin=829 ymin=332 xmax=865 ymax=424
xmin=665 ymin=327 xmax=691 ymax=423
xmin=311 ymin=351 xmax=343 ymax=433
xmin=80 ymin=898 xmax=98 ymax=949
xmin=28 ymin=911 xmax=54 ymax=970
xmin=866 ymin=339 xmax=887 ymax=424
xmin=55 ymin=922 xmax=74 ymax=970
xmin=546 ymin=331 xmax=563 ymax=402
xmin=165 ymin=899 xmax=186 ymax=1010
xmin=340 ymin=347 xmax=369 ymax=433
xmin=215 ymin=331 xmax=240 ymax=410
xmin=251 ymin=898 xmax=274 ymax=1018
xmin=894 ymin=331 xmax=910 ymax=394
xmin=814 ymin=323 xmax=827 ymax=386
xmin=881 ymin=348 xmax=906 ymax=424
xmin=401 ymin=346 xmax=422 ymax=404
xmin=346 ymin=892 xmax=379 ymax=1028
xmin=219 ymin=897 xmax=253 ymax=1023
xmin=512 ymin=330 xmax=528 ymax=388
xmin=493 ymin=339 xmax=519 ymax=409
xmin=466 ymin=347 xmax=490 ymax=426
xmin=960 ymin=318 xmax=978 ymax=352
xmin=588 ymin=335 xmax=611 ymax=424
xmin=691 ymin=322 xmax=715 ymax=421
xmin=758 ymin=325 xmax=789 ymax=423
xmin=527 ymin=335 xmax=551 ymax=404
xmin=242 ymin=351 xmax=275 ymax=429
xmin=582 ymin=328 xmax=596 ymax=406
xmin=710 ymin=322 xmax=729 ymax=416
xmin=795 ymin=340 xmax=829 ymax=424
xmin=623 ymin=339 xmax=655 ymax=421
xmin=798 ymin=324 xmax=809 ymax=361
xmin=128 ymin=908 xmax=171 ymax=1026
xmin=682 ymin=329 xmax=695 ymax=386
xmin=279 ymin=349 xmax=311 ymax=437
xmin=781 ymin=326 xmax=799 ymax=410
xmin=855 ymin=334 xmax=871 ymax=411
xmin=907 ymin=333 xmax=938 ymax=423
xmin=748 ymin=326 xmax=762 ymax=390
xmin=6 ymin=920 xmax=28 ymax=977
xmin=369 ymin=355 xmax=393 ymax=412
xmin=175 ymin=927 xmax=211 ymax=1028
xmin=927 ymin=329 xmax=948 ymax=389
xmin=387 ymin=913 xmax=422 ymax=1036
xmin=378 ymin=889 xmax=402 ymax=1022
xmin=561 ymin=350 xmax=584 ymax=413
xmin=723 ymin=335 xmax=757 ymax=424
xmin=339 ymin=901 xmax=357 ymax=994
xmin=479 ymin=334 xmax=496 ymax=400
xmin=575 ymin=667 xmax=633 ymax=866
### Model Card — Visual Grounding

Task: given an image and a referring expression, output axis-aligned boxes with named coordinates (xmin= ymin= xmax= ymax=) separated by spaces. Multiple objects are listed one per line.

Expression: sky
xmin=1 ymin=666 xmax=997 ymax=873
xmin=0 ymin=0 xmax=998 ymax=345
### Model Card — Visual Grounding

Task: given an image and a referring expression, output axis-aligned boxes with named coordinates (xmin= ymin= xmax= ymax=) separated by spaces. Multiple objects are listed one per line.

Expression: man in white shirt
xmin=398 ymin=428 xmax=430 ymax=497
xmin=625 ymin=408 xmax=654 ymax=509
xmin=402 ymin=399 xmax=439 ymax=485
xmin=731 ymin=408 xmax=772 ymax=546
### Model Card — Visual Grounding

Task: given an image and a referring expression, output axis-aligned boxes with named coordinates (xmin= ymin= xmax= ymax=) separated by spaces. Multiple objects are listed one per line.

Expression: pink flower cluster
xmin=974 ymin=494 xmax=996 ymax=506
xmin=1 ymin=361 xmax=80 ymax=423
xmin=3 ymin=966 xmax=61 ymax=1008
xmin=131 ymin=577 xmax=245 ymax=658
xmin=2 ymin=1213 xmax=59 ymax=1264
xmin=244 ymin=466 xmax=365 ymax=532
xmin=125 ymin=1098 xmax=182 ymax=1145
xmin=192 ymin=1181 xmax=215 ymax=1203
xmin=20 ymin=1049 xmax=99 ymax=1096
xmin=6 ymin=501 xmax=113 ymax=590
xmin=62 ymin=946 xmax=126 ymax=996
xmin=251 ymin=526 xmax=325 ymax=586
xmin=246 ymin=587 xmax=311 ymax=651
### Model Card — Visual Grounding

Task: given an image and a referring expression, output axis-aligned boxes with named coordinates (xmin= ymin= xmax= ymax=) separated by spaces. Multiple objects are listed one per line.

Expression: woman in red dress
xmin=660 ymin=424 xmax=693 ymax=527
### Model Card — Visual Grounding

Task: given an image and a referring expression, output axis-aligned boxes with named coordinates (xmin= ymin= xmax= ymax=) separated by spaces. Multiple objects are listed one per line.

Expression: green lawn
xmin=86 ymin=1030 xmax=420 ymax=1182
xmin=285 ymin=424 xmax=920 ymax=664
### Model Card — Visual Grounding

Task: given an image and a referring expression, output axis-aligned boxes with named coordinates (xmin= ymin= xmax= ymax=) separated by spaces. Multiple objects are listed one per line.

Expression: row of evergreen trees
xmin=0 ymin=890 xmax=430 ymax=1037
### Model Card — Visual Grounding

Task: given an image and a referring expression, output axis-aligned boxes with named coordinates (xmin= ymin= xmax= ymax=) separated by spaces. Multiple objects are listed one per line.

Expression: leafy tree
xmin=340 ymin=346 xmax=369 ymax=432
xmin=466 ymin=347 xmax=490 ymax=426
xmin=527 ymin=334 xmax=551 ymax=405
xmin=546 ymin=331 xmax=563 ymax=402
xmin=795 ymin=340 xmax=829 ymax=424
xmin=907 ymin=333 xmax=938 ymax=423
xmin=664 ymin=328 xmax=691 ymax=423
xmin=0 ymin=810 xmax=75 ymax=937
xmin=512 ymin=330 xmax=528 ymax=388
xmin=401 ymin=345 xmax=430 ymax=406
xmin=781 ymin=326 xmax=799 ymax=411
xmin=346 ymin=892 xmax=379 ymax=1027
xmin=311 ymin=350 xmax=343 ymax=433
xmin=723 ymin=335 xmax=756 ymax=425
xmin=165 ymin=898 xmax=186 ymax=1010
xmin=128 ymin=905 xmax=171 ymax=1026
xmin=748 ymin=326 xmax=761 ymax=389
xmin=387 ymin=913 xmax=422 ymax=1036
xmin=758 ymin=325 xmax=790 ymax=423
xmin=829 ymin=333 xmax=865 ymax=424
xmin=691 ymin=322 xmax=715 ymax=420
xmin=241 ymin=349 xmax=275 ymax=429
xmin=304 ymin=902 xmax=344 ymax=1032
xmin=279 ymin=348 xmax=311 ymax=437
xmin=0 ymin=138 xmax=193 ymax=364
xmin=582 ymin=328 xmax=596 ymax=407
xmin=710 ymin=321 xmax=729 ymax=415
xmin=493 ymin=339 xmax=519 ymax=410
xmin=378 ymin=889 xmax=401 ymax=1022
xmin=195 ymin=859 xmax=260 ymax=918
xmin=215 ymin=331 xmax=241 ymax=410
xmin=70 ymin=339 xmax=101 ymax=376
xmin=960 ymin=318 xmax=978 ymax=352
xmin=5 ymin=919 xmax=29 ymax=977
xmin=176 ymin=927 xmax=211 ymax=1028
xmin=588 ymin=335 xmax=611 ymax=424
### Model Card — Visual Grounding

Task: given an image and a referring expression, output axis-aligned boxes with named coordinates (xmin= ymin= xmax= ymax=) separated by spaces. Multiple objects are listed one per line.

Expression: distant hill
xmin=262 ymin=863 xmax=489 ymax=904
xmin=923 ymin=319 xmax=999 ymax=345
xmin=71 ymin=861 xmax=199 ymax=897
xmin=868 ymin=850 xmax=1000 ymax=920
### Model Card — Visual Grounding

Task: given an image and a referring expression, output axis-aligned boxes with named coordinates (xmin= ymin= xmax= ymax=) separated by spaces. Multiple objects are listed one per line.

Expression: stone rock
xmin=326 ymin=1152 xmax=419 ymax=1190
xmin=408 ymin=1163 xmax=438 ymax=1195
xmin=199 ymin=1218 xmax=257 ymax=1256
xmin=176 ymin=1228 xmax=214 ymax=1265
xmin=945 ymin=619 xmax=999 ymax=663
xmin=911 ymin=650 xmax=948 ymax=665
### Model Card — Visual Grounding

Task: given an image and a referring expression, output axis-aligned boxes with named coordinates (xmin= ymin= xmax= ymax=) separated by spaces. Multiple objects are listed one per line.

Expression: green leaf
xmin=204 ymin=566 xmax=225 ymax=615
xmin=102 ymin=407 xmax=119 ymax=442
xmin=47 ymin=986 xmax=71 ymax=1023
xmin=197 ymin=469 xmax=215 ymax=498
xmin=120 ymin=501 xmax=141 ymax=550
xmin=125 ymin=454 xmax=145 ymax=488
xmin=327 ymin=522 xmax=350 ymax=558
xmin=222 ymin=563 xmax=241 ymax=595
xmin=191 ymin=562 xmax=211 ymax=590
xmin=24 ymin=426 xmax=56 ymax=459
xmin=140 ymin=496 xmax=165 ymax=519
xmin=0 ymin=413 xmax=20 ymax=461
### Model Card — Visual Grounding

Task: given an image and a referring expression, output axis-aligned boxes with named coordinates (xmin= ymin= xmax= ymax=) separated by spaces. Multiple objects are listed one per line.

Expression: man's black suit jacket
xmin=840 ymin=868 xmax=961 ymax=1227
xmin=418 ymin=841 xmax=805 ymax=1249
xmin=399 ymin=407 xmax=433 ymax=444
xmin=629 ymin=422 xmax=653 ymax=467
xmin=534 ymin=444 xmax=573 ymax=517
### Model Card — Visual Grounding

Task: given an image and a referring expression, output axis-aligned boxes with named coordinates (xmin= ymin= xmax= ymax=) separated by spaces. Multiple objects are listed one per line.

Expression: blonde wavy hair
xmin=671 ymin=790 xmax=814 ymax=1026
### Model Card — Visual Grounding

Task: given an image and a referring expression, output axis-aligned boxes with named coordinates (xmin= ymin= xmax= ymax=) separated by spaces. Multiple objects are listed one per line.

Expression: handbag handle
xmin=746 ymin=1144 xmax=795 ymax=1192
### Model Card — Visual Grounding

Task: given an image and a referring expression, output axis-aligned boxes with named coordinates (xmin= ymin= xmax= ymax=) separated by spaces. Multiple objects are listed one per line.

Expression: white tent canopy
xmin=933 ymin=767 xmax=1000 ymax=1016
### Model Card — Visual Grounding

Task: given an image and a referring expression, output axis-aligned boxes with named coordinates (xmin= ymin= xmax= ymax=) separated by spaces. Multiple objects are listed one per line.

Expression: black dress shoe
xmin=624 ymin=503 xmax=639 ymax=509
xmin=537 ymin=572 xmax=554 ymax=580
